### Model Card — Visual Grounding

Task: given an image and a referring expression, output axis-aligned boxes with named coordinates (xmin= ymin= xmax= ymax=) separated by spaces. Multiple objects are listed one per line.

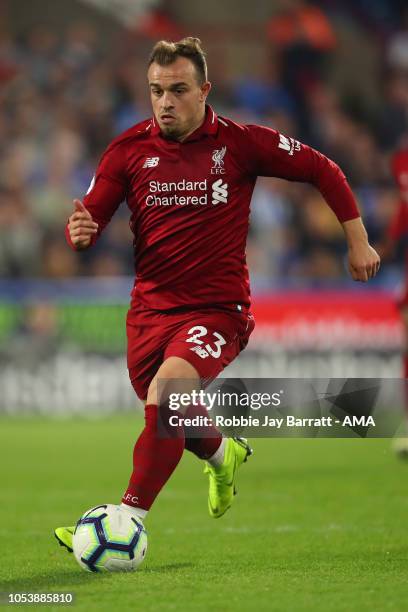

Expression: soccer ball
xmin=73 ymin=504 xmax=147 ymax=572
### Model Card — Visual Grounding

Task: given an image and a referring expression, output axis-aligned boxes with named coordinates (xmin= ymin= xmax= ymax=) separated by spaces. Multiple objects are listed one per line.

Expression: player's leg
xmin=163 ymin=308 xmax=255 ymax=517
xmin=121 ymin=356 xmax=200 ymax=519
xmin=180 ymin=398 xmax=242 ymax=517
xmin=54 ymin=308 xmax=255 ymax=552
xmin=183 ymin=401 xmax=225 ymax=461
xmin=55 ymin=356 xmax=199 ymax=553
xmin=54 ymin=313 xmax=193 ymax=552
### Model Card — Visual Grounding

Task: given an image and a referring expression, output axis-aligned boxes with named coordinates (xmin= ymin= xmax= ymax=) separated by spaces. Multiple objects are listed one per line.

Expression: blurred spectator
xmin=377 ymin=73 xmax=408 ymax=150
xmin=0 ymin=188 xmax=41 ymax=277
xmin=267 ymin=0 xmax=337 ymax=101
xmin=232 ymin=60 xmax=296 ymax=118
xmin=387 ymin=8 xmax=408 ymax=72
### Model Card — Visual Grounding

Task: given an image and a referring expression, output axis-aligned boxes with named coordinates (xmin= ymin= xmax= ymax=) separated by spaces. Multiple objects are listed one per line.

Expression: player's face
xmin=148 ymin=57 xmax=211 ymax=141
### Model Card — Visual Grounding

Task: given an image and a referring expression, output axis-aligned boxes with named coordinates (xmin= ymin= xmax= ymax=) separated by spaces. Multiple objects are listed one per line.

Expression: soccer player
xmin=380 ymin=146 xmax=408 ymax=457
xmin=55 ymin=37 xmax=380 ymax=552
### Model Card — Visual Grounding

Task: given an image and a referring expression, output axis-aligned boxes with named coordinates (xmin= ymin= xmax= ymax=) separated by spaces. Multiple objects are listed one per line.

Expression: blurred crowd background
xmin=1 ymin=0 xmax=407 ymax=290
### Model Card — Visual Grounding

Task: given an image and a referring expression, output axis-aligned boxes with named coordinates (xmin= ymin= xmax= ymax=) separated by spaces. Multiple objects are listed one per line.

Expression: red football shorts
xmin=127 ymin=306 xmax=255 ymax=400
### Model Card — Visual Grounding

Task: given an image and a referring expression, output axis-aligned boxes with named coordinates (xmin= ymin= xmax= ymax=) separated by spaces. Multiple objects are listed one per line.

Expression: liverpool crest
xmin=211 ymin=146 xmax=227 ymax=174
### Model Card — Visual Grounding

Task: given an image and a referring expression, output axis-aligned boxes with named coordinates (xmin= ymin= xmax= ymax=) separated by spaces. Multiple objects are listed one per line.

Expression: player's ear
xmin=200 ymin=81 xmax=211 ymax=102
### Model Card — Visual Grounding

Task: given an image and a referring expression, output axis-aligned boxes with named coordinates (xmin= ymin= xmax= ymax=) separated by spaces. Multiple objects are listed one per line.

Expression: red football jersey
xmin=66 ymin=105 xmax=360 ymax=311
xmin=389 ymin=149 xmax=408 ymax=243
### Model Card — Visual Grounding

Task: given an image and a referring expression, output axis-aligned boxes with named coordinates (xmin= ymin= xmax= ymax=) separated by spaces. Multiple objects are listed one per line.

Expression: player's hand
xmin=347 ymin=242 xmax=381 ymax=282
xmin=68 ymin=199 xmax=98 ymax=250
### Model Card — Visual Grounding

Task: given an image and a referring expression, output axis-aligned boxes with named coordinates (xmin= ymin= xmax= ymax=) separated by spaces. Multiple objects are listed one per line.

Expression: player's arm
xmin=65 ymin=141 xmax=128 ymax=251
xmin=342 ymin=217 xmax=380 ymax=281
xmin=246 ymin=125 xmax=380 ymax=281
xmin=67 ymin=199 xmax=99 ymax=250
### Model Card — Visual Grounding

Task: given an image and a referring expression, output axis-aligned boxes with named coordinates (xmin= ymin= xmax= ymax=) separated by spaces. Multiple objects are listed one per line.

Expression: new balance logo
xmin=278 ymin=134 xmax=300 ymax=156
xmin=143 ymin=157 xmax=160 ymax=168
xmin=212 ymin=179 xmax=228 ymax=205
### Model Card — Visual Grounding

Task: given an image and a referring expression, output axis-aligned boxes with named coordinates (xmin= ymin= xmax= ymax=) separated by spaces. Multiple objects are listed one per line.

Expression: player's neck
xmin=177 ymin=109 xmax=206 ymax=142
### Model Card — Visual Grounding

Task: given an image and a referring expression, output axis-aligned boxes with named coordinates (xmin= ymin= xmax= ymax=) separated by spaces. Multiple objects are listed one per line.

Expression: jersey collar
xmin=150 ymin=105 xmax=218 ymax=142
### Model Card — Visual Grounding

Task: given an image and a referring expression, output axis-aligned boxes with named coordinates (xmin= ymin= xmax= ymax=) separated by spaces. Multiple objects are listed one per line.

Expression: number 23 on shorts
xmin=186 ymin=325 xmax=226 ymax=359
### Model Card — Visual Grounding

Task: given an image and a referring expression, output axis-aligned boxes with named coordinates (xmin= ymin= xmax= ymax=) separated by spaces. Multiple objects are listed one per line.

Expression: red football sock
xmin=122 ymin=403 xmax=184 ymax=510
xmin=183 ymin=403 xmax=223 ymax=460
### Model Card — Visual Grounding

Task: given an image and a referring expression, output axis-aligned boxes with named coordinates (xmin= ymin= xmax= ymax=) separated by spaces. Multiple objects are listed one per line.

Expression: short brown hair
xmin=148 ymin=37 xmax=208 ymax=84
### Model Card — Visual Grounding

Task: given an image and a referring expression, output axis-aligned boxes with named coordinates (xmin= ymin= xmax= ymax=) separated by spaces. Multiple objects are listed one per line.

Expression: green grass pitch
xmin=1 ymin=414 xmax=407 ymax=611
